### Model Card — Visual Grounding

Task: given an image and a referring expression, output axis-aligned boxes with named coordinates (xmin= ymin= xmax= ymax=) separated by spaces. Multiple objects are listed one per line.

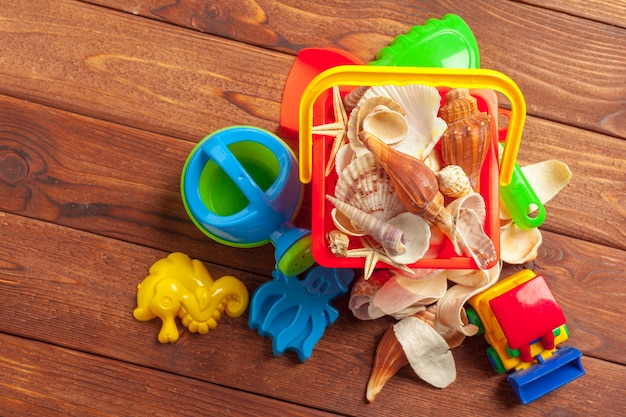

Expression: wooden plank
xmin=0 ymin=93 xmax=622 ymax=257
xmin=514 ymin=116 xmax=626 ymax=251
xmin=61 ymin=0 xmax=626 ymax=138
xmin=518 ymin=0 xmax=626 ymax=28
xmin=0 ymin=212 xmax=623 ymax=415
xmin=0 ymin=0 xmax=292 ymax=142
xmin=0 ymin=333 xmax=339 ymax=417
xmin=0 ymin=94 xmax=281 ymax=275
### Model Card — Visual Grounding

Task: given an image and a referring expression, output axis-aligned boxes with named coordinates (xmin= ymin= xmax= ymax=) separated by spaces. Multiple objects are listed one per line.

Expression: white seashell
xmin=520 ymin=160 xmax=572 ymax=205
xmin=455 ymin=208 xmax=497 ymax=269
xmin=327 ymin=230 xmax=350 ymax=257
xmin=360 ymin=84 xmax=448 ymax=160
xmin=361 ymin=104 xmax=409 ymax=145
xmin=436 ymin=165 xmax=473 ymax=199
xmin=500 ymin=220 xmax=543 ymax=264
xmin=347 ymin=96 xmax=408 ymax=157
xmin=385 ymin=212 xmax=431 ymax=265
xmin=447 ymin=192 xmax=487 ymax=226
xmin=334 ymin=143 xmax=355 ymax=176
xmin=330 ymin=207 xmax=366 ymax=236
xmin=334 ymin=153 xmax=405 ymax=222
xmin=423 ymin=150 xmax=442 ymax=173
xmin=327 ymin=195 xmax=407 ymax=257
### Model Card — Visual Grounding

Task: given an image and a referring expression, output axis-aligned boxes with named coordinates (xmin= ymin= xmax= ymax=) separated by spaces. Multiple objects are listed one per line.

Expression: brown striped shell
xmin=439 ymin=88 xmax=491 ymax=192
xmin=358 ymin=131 xmax=460 ymax=253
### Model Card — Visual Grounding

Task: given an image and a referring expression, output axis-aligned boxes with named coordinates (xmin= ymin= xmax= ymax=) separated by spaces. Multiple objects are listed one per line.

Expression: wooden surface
xmin=1 ymin=1 xmax=624 ymax=415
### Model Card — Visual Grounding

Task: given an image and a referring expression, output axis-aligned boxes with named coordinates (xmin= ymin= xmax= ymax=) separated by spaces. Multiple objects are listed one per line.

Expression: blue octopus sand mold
xmin=249 ymin=266 xmax=354 ymax=361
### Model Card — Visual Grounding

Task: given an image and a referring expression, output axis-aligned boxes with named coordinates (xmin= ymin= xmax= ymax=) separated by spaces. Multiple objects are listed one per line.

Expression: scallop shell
xmin=347 ymin=96 xmax=408 ymax=156
xmin=436 ymin=164 xmax=472 ymax=198
xmin=360 ymin=84 xmax=448 ymax=160
xmin=439 ymin=88 xmax=491 ymax=191
xmin=359 ymin=131 xmax=460 ymax=254
xmin=362 ymin=104 xmax=409 ymax=145
xmin=326 ymin=195 xmax=407 ymax=257
xmin=500 ymin=220 xmax=542 ymax=264
xmin=333 ymin=153 xmax=405 ymax=224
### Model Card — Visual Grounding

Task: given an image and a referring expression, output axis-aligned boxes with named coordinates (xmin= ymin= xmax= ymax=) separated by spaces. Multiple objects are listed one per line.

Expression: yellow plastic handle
xmin=298 ymin=66 xmax=525 ymax=186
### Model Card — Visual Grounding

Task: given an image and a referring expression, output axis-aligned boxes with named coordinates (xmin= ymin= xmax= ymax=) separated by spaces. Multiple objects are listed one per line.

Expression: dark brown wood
xmin=0 ymin=0 xmax=624 ymax=415
xmin=0 ymin=333 xmax=339 ymax=417
xmin=67 ymin=0 xmax=626 ymax=139
xmin=518 ymin=0 xmax=626 ymax=28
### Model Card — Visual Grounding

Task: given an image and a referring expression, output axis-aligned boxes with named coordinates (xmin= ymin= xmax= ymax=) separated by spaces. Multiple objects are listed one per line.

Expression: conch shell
xmin=366 ymin=311 xmax=456 ymax=402
xmin=439 ymin=88 xmax=491 ymax=191
xmin=359 ymin=131 xmax=460 ymax=253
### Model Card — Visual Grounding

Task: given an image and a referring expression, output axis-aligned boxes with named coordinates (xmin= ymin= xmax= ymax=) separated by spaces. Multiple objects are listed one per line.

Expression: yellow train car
xmin=466 ymin=269 xmax=584 ymax=404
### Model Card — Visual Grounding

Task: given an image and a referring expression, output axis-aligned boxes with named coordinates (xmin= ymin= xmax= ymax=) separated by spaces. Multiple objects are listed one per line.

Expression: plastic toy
xmin=297 ymin=66 xmax=526 ymax=270
xmin=497 ymin=112 xmax=546 ymax=229
xmin=466 ymin=269 xmax=585 ymax=404
xmin=370 ymin=14 xmax=480 ymax=69
xmin=280 ymin=48 xmax=363 ymax=140
xmin=134 ymin=252 xmax=249 ymax=344
xmin=249 ymin=266 xmax=355 ymax=362
xmin=181 ymin=126 xmax=315 ymax=276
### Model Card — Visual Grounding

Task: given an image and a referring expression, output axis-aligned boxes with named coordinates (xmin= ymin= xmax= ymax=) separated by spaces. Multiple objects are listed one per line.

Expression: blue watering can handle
xmin=201 ymin=138 xmax=272 ymax=211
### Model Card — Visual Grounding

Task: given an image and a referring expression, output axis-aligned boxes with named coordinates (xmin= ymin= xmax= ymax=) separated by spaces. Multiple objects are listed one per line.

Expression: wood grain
xmin=0 ymin=211 xmax=623 ymax=416
xmin=518 ymin=0 xmax=626 ymax=28
xmin=0 ymin=333 xmax=339 ymax=417
xmin=1 ymin=0 xmax=624 ymax=415
xmin=69 ymin=0 xmax=626 ymax=138
xmin=1 ymin=94 xmax=622 ymax=260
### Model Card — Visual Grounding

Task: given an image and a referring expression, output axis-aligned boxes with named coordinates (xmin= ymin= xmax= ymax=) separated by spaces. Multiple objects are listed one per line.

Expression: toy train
xmin=466 ymin=269 xmax=585 ymax=404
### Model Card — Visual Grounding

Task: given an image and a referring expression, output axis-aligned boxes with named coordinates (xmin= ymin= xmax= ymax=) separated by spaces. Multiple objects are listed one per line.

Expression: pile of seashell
xmin=316 ymin=84 xmax=497 ymax=278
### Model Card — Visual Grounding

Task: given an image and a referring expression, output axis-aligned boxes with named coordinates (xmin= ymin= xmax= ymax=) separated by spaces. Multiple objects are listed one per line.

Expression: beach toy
xmin=181 ymin=126 xmax=315 ymax=276
xmin=466 ymin=269 xmax=585 ymax=404
xmin=370 ymin=14 xmax=480 ymax=69
xmin=298 ymin=66 xmax=526 ymax=270
xmin=280 ymin=48 xmax=363 ymax=140
xmin=249 ymin=266 xmax=354 ymax=361
xmin=133 ymin=252 xmax=249 ymax=344
xmin=497 ymin=111 xmax=546 ymax=229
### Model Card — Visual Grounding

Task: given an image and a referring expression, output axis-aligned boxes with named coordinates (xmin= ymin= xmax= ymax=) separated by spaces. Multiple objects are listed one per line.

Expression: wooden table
xmin=1 ymin=1 xmax=624 ymax=415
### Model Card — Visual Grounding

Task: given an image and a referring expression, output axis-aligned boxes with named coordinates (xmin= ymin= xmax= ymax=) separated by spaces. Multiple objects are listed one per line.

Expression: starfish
xmin=345 ymin=237 xmax=414 ymax=281
xmin=311 ymin=85 xmax=349 ymax=177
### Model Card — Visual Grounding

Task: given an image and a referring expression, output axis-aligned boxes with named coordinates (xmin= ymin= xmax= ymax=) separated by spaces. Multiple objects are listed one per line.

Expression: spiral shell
xmin=327 ymin=195 xmax=407 ymax=257
xmin=359 ymin=131 xmax=459 ymax=253
xmin=439 ymin=88 xmax=491 ymax=191
xmin=343 ymin=85 xmax=369 ymax=112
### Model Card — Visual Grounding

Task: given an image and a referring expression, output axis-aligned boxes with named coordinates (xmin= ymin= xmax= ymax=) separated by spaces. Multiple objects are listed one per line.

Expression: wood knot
xmin=0 ymin=150 xmax=29 ymax=184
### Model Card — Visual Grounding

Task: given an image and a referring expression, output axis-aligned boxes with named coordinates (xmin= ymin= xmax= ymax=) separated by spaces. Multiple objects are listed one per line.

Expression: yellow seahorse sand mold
xmin=134 ymin=252 xmax=249 ymax=343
